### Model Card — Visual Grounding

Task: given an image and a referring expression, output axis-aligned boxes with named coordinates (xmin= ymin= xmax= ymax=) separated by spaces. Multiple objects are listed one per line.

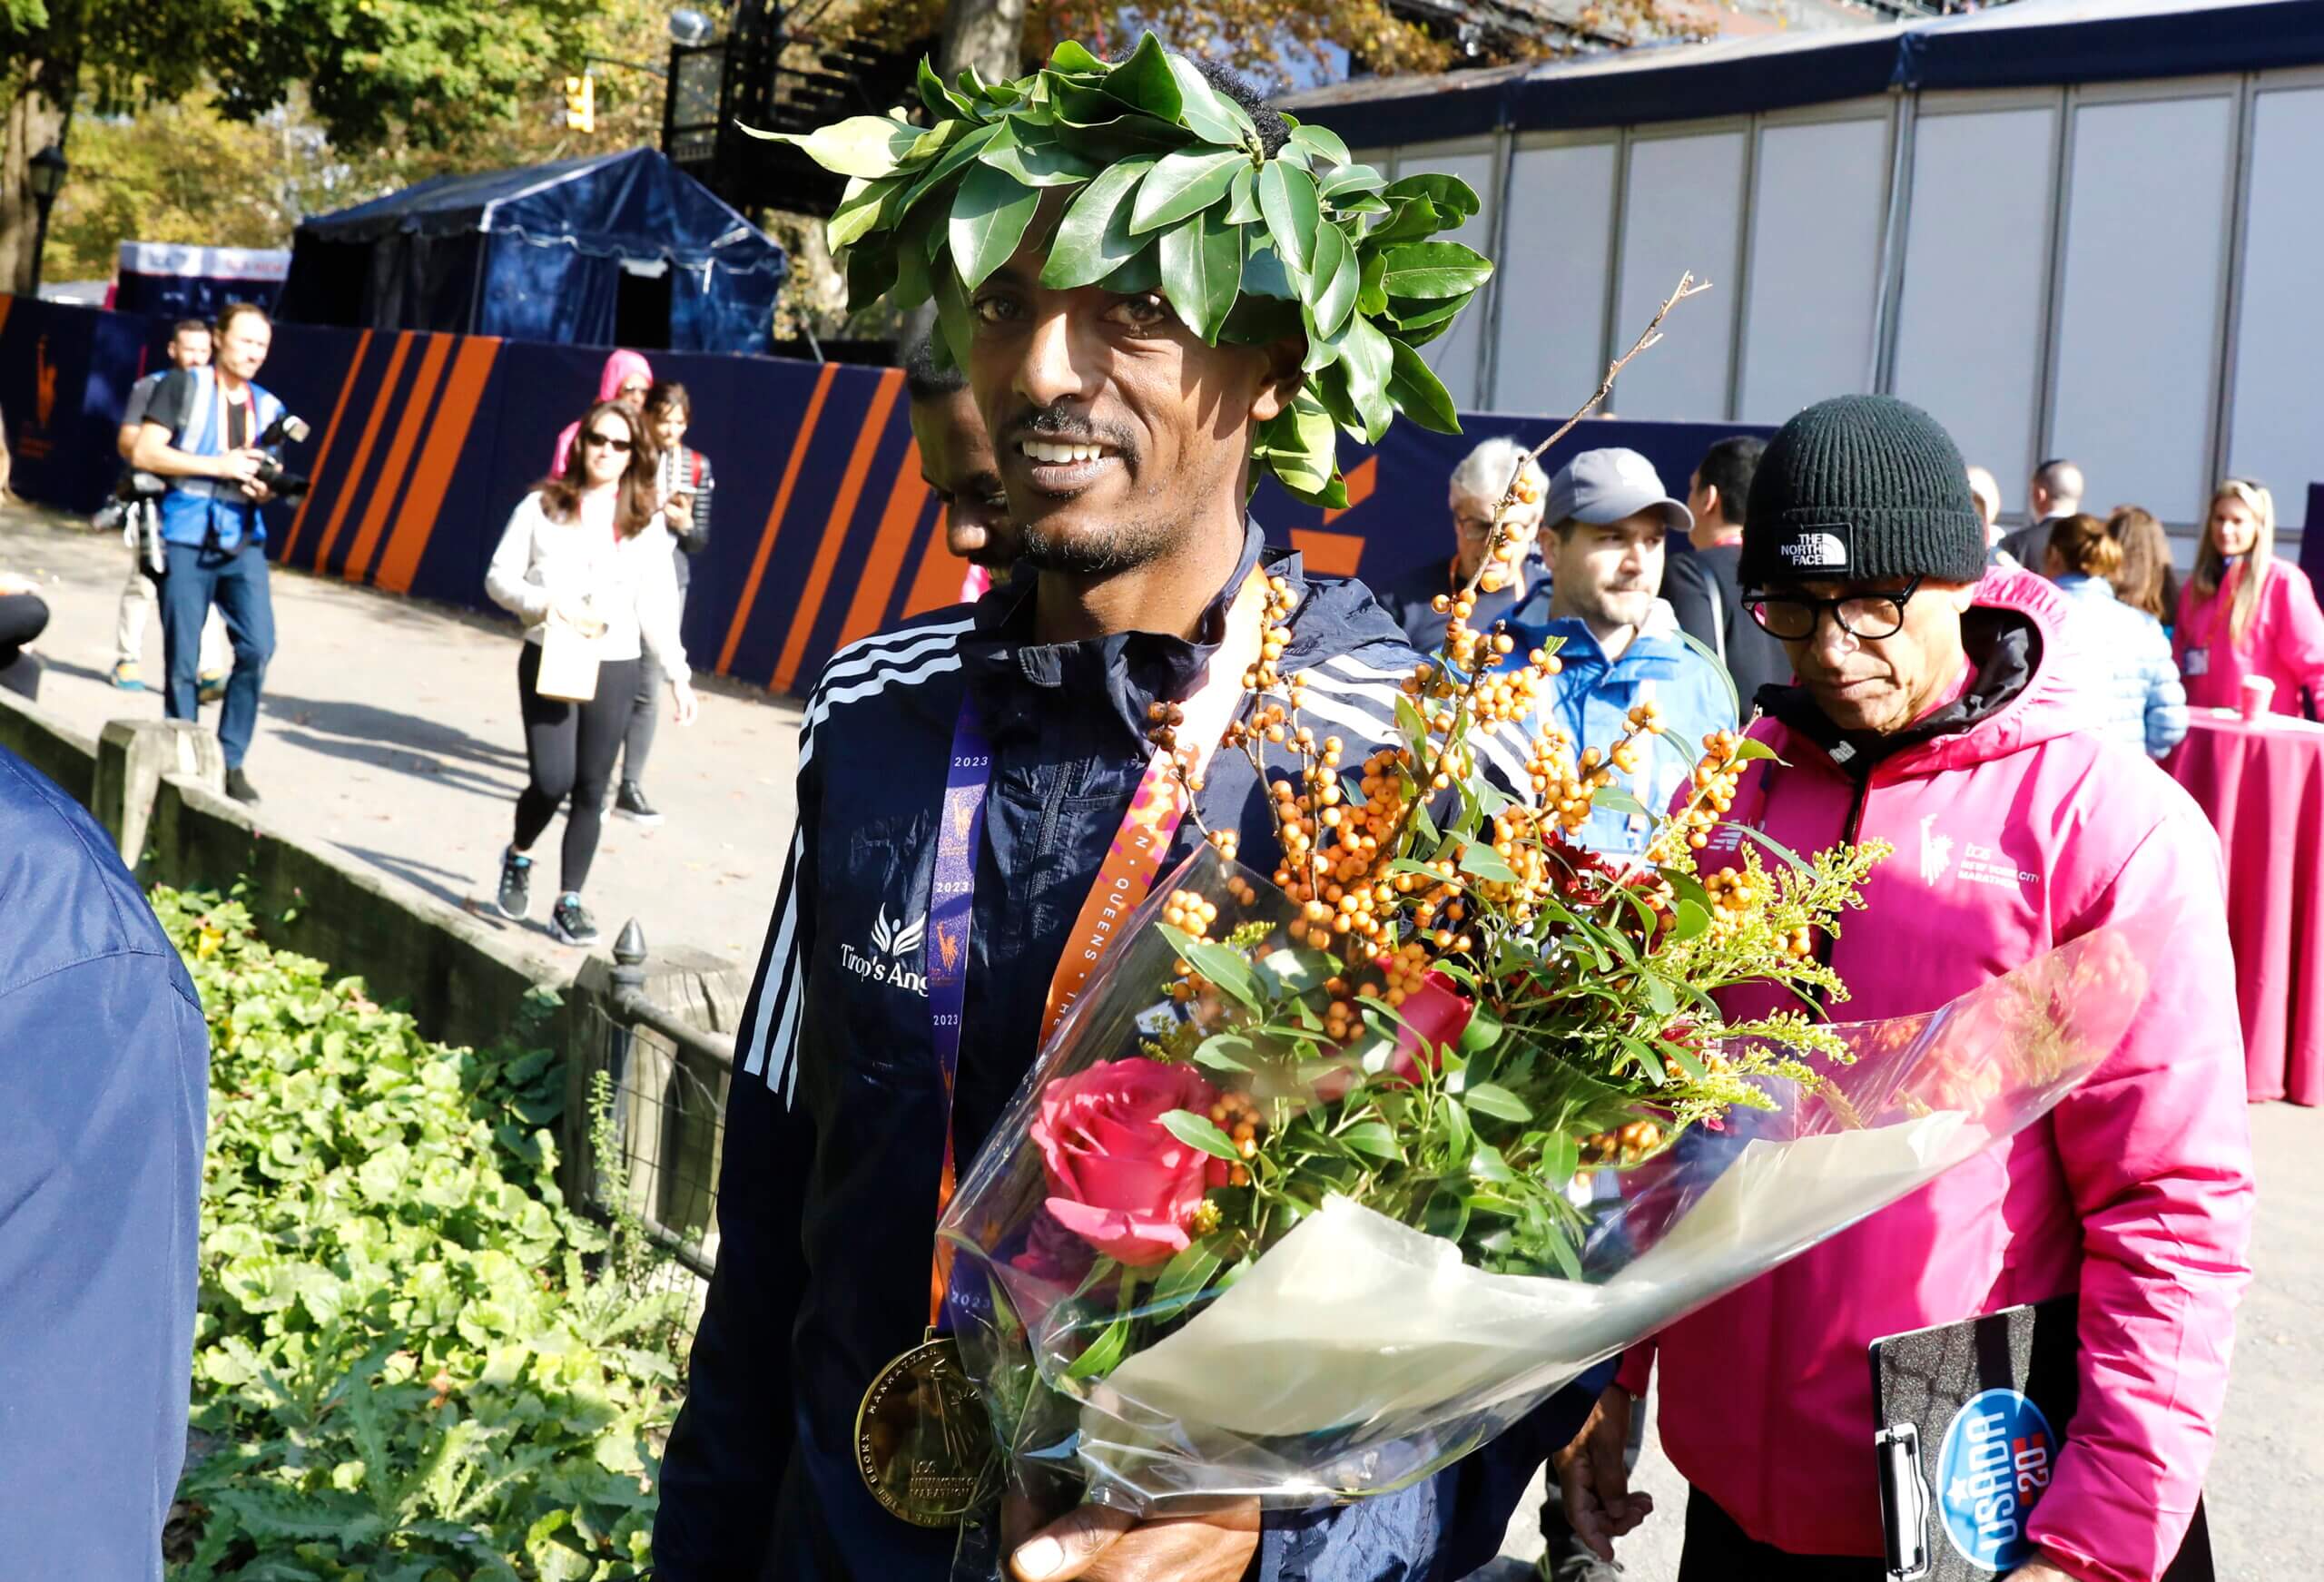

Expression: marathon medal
xmin=857 ymin=573 xmax=1266 ymax=1523
xmin=856 ymin=1330 xmax=1000 ymax=1528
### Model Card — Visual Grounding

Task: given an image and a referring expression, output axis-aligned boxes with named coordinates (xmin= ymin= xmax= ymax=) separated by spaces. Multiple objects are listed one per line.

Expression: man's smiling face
xmin=963 ymin=221 xmax=1296 ymax=576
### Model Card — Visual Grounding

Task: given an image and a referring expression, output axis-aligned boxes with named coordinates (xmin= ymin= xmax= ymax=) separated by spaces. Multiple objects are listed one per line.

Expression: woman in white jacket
xmin=486 ymin=398 xmax=698 ymax=945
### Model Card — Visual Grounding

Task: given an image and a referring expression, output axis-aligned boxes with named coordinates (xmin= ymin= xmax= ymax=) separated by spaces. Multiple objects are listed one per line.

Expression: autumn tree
xmin=0 ymin=0 xmax=619 ymax=290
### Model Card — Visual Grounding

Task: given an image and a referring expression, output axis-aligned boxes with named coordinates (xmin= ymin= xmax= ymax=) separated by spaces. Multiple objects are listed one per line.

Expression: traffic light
xmin=563 ymin=73 xmax=596 ymax=133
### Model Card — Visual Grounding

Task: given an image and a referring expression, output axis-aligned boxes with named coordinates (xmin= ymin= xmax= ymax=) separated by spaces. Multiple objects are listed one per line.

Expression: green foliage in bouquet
xmin=750 ymin=32 xmax=1492 ymax=506
xmin=155 ymin=889 xmax=687 ymax=1581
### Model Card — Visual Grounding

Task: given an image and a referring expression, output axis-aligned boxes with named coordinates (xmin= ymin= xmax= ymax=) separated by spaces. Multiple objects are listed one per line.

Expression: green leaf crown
xmin=753 ymin=33 xmax=1492 ymax=506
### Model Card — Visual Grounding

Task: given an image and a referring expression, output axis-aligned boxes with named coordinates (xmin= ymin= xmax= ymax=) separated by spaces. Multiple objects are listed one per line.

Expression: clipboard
xmin=1869 ymin=1297 xmax=2213 ymax=1581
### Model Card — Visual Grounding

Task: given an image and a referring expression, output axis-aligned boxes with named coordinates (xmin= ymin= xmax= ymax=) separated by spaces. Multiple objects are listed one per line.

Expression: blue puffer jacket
xmin=0 ymin=748 xmax=210 ymax=1577
xmin=655 ymin=522 xmax=1607 ymax=1582
xmin=1506 ymin=601 xmax=1739 ymax=857
xmin=2053 ymin=573 xmax=2189 ymax=759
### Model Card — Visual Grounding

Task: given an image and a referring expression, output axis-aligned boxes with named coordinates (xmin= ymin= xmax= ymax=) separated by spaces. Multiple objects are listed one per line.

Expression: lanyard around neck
xmin=921 ymin=565 xmax=1270 ymax=1327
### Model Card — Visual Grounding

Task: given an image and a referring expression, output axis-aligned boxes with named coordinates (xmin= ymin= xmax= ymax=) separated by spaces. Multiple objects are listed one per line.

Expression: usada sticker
xmin=1935 ymin=1387 xmax=2056 ymax=1572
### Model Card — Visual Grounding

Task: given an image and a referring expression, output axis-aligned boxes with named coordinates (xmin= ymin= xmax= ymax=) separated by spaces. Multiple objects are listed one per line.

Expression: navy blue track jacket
xmin=655 ymin=526 xmax=1605 ymax=1579
xmin=0 ymin=747 xmax=210 ymax=1577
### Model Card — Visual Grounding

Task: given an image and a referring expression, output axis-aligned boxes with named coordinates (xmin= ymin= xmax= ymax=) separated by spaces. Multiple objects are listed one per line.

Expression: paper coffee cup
xmin=2240 ymin=675 xmax=2276 ymax=721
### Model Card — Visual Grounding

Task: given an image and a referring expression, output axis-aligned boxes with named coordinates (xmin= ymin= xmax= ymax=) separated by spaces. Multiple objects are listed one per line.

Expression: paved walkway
xmin=1 ymin=499 xmax=802 ymax=976
xmin=1480 ymin=1100 xmax=2319 ymax=1578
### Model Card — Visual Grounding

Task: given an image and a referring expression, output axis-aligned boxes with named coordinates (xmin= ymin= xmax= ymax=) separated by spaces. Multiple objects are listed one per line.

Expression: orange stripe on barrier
xmin=281 ymin=329 xmax=372 ymax=565
xmin=1290 ymin=528 xmax=1367 ymax=577
xmin=901 ymin=506 xmax=974 ymax=617
xmin=1322 ymin=455 xmax=1377 ymax=525
xmin=0 ymin=295 xmax=14 ymax=338
xmin=836 ymin=437 xmax=931 ymax=647
xmin=716 ymin=361 xmax=838 ymax=676
xmin=343 ymin=333 xmax=454 ymax=584
xmin=311 ymin=333 xmax=412 ymax=574
xmin=372 ymin=338 xmax=499 ymax=594
xmin=773 ymin=368 xmax=906 ymax=694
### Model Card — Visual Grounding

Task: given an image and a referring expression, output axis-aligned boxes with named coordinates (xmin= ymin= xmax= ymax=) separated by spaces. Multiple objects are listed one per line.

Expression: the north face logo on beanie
xmin=1741 ymin=395 xmax=1985 ymax=588
xmin=1778 ymin=528 xmax=1852 ymax=571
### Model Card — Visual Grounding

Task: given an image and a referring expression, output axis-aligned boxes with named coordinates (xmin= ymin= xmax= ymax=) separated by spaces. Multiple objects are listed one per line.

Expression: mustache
xmin=1002 ymin=402 xmax=1138 ymax=454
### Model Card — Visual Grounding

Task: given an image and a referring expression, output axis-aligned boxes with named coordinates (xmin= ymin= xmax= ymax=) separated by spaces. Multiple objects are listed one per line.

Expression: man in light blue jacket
xmin=1510 ymin=449 xmax=1738 ymax=859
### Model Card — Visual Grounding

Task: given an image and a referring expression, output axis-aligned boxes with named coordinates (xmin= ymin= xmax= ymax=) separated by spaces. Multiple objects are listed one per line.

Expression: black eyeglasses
xmin=583 ymin=431 xmax=634 ymax=453
xmin=1746 ymin=576 xmax=1924 ymax=641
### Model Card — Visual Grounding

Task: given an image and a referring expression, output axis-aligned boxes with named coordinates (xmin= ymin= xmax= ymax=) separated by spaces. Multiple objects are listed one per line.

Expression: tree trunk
xmin=0 ymin=30 xmax=79 ymax=296
xmin=937 ymin=0 xmax=1026 ymax=86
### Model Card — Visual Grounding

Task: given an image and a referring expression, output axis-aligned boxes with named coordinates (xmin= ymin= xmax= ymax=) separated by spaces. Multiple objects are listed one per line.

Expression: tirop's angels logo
xmin=842 ymin=904 xmax=929 ymax=996
xmin=870 ymin=904 xmax=925 ymax=959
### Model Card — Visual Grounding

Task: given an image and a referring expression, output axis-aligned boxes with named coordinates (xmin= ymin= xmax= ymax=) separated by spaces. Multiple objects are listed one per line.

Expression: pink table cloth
xmin=2166 ymin=711 xmax=2324 ymax=1104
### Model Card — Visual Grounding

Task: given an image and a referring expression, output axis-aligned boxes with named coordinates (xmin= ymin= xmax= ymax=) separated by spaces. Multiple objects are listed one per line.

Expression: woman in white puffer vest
xmin=2043 ymin=511 xmax=2187 ymax=759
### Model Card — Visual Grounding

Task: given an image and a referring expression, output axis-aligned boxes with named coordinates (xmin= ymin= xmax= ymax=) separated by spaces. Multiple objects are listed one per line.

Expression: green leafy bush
xmin=156 ymin=889 xmax=689 ymax=1580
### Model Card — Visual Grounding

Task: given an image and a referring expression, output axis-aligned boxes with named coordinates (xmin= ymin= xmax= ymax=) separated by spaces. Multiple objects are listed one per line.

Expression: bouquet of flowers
xmin=929 ymin=468 xmax=2161 ymax=1547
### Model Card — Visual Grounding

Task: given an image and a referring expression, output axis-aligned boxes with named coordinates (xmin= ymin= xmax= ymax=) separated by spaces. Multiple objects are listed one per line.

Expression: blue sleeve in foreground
xmin=0 ymin=950 xmax=209 ymax=1580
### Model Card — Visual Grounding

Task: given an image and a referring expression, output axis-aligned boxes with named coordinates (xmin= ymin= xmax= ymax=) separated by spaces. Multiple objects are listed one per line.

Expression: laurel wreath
xmin=752 ymin=33 xmax=1492 ymax=506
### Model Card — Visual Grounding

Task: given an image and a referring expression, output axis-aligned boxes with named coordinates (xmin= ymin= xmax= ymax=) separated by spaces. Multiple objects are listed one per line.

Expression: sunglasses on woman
xmin=583 ymin=430 xmax=634 ymax=453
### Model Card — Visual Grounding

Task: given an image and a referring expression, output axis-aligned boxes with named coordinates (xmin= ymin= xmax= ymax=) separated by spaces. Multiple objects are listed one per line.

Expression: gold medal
xmin=855 ymin=1332 xmax=1000 ymax=1527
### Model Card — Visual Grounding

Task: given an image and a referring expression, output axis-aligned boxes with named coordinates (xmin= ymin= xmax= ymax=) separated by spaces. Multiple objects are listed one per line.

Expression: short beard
xmin=1017 ymin=510 xmax=1186 ymax=576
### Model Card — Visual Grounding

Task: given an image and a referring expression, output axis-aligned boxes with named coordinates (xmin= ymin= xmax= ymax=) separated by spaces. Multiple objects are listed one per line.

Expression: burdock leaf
xmin=1160 ymin=1109 xmax=1243 ymax=1163
xmin=1289 ymin=121 xmax=1352 ymax=169
xmin=1130 ymin=147 xmax=1246 ymax=234
xmin=1384 ymin=172 xmax=1481 ymax=221
xmin=980 ymin=128 xmax=1100 ymax=189
xmin=1159 ymin=209 xmax=1243 ymax=344
xmin=746 ymin=114 xmax=922 ymax=179
xmin=1258 ymin=161 xmax=1321 ymax=275
xmin=1167 ymin=54 xmax=1248 ymax=145
xmin=1039 ymin=156 xmax=1158 ymax=289
xmin=1380 ymin=241 xmax=1494 ymax=300
xmin=1387 ymin=339 xmax=1462 ymax=434
xmin=896 ymin=120 xmax=1001 ymax=221
xmin=1226 ymin=165 xmax=1263 ymax=225
xmin=919 ymin=58 xmax=971 ymax=119
xmin=931 ymin=262 xmax=976 ymax=374
xmin=1303 ymin=219 xmax=1357 ymax=340
xmin=949 ymin=162 xmax=1040 ymax=290
xmin=1103 ymin=33 xmax=1184 ymax=121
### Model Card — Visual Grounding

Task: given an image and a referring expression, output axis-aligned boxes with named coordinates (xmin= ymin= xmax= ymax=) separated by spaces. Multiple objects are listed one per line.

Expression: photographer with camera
xmin=129 ymin=301 xmax=297 ymax=804
xmin=106 ymin=319 xmax=231 ymax=695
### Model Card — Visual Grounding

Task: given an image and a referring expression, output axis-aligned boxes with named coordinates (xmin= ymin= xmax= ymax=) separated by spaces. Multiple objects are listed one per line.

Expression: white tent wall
xmin=1889 ymin=96 xmax=2061 ymax=516
xmin=1349 ymin=61 xmax=2322 ymax=551
xmin=1491 ymin=136 xmax=1620 ymax=422
xmin=2226 ymin=71 xmax=2324 ymax=536
xmin=2048 ymin=84 xmax=2240 ymax=530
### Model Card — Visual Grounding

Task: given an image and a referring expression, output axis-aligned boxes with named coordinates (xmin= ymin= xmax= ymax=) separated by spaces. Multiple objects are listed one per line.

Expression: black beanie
xmin=1740 ymin=395 xmax=1987 ymax=588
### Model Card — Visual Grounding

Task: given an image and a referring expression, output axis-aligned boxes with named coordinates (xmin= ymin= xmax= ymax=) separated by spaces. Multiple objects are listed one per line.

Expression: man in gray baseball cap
xmin=1538 ymin=447 xmax=1694 ymax=663
xmin=1508 ymin=447 xmax=1733 ymax=860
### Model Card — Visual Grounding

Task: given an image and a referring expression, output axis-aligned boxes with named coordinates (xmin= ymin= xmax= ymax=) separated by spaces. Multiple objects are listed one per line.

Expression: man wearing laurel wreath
xmin=655 ymin=40 xmax=1592 ymax=1582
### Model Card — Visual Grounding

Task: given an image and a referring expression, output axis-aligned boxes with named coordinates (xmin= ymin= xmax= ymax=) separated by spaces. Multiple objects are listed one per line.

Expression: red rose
xmin=1031 ymin=1058 xmax=1227 ymax=1267
xmin=1310 ymin=970 xmax=1474 ymax=1103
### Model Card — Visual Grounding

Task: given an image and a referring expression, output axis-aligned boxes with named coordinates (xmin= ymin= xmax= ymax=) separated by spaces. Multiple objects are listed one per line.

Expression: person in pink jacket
xmin=2173 ymin=477 xmax=2324 ymax=719
xmin=550 ymin=349 xmax=654 ymax=477
xmin=1554 ymin=397 xmax=2253 ymax=1582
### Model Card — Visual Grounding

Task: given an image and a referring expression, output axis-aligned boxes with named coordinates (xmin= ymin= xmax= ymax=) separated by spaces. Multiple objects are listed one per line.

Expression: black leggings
xmin=514 ymin=643 xmax=641 ymax=895
xmin=0 ymin=592 xmax=48 ymax=668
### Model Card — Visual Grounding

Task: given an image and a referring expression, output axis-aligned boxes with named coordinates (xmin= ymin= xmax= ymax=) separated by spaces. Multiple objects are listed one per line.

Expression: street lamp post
xmin=26 ymin=143 xmax=67 ymax=296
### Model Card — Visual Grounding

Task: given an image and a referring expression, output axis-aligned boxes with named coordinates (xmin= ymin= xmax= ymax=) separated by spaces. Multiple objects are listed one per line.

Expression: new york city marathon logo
xmin=1935 ymin=1388 xmax=2055 ymax=1571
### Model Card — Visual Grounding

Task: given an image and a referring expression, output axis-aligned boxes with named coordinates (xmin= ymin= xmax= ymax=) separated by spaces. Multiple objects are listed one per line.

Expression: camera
xmin=252 ymin=412 xmax=312 ymax=502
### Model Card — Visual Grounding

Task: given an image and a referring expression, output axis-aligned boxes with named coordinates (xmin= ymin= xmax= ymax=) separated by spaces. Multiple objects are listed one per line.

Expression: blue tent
xmin=277 ymin=148 xmax=787 ymax=355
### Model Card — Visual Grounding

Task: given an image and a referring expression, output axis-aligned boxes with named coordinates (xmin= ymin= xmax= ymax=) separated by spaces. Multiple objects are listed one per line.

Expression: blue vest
xmin=158 ymin=367 xmax=285 ymax=550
